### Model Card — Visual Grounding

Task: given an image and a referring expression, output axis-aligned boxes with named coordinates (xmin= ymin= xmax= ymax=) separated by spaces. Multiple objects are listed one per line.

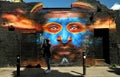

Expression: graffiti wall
xmin=0 ymin=0 xmax=116 ymax=66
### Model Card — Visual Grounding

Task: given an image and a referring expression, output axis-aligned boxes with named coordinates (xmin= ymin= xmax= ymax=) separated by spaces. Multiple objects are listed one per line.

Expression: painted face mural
xmin=0 ymin=1 xmax=116 ymax=66
xmin=43 ymin=12 xmax=88 ymax=47
xmin=41 ymin=11 xmax=92 ymax=63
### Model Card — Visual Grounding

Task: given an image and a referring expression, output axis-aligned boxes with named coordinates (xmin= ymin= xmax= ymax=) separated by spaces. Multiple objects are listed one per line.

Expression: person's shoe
xmin=45 ymin=69 xmax=51 ymax=73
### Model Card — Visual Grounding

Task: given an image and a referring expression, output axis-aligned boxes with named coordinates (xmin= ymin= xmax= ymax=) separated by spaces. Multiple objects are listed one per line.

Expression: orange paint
xmin=88 ymin=17 xmax=116 ymax=31
xmin=1 ymin=13 xmax=42 ymax=33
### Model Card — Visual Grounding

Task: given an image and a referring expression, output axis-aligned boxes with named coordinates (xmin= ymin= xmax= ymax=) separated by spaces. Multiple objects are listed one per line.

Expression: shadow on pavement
xmin=12 ymin=66 xmax=84 ymax=77
xmin=108 ymin=67 xmax=120 ymax=75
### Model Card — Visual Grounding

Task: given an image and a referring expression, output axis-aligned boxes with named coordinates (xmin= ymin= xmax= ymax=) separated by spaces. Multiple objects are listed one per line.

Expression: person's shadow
xmin=12 ymin=65 xmax=84 ymax=77
xmin=108 ymin=67 xmax=120 ymax=75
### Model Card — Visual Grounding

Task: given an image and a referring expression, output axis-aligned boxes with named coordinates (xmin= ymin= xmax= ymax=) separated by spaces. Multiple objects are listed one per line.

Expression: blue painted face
xmin=43 ymin=17 xmax=89 ymax=48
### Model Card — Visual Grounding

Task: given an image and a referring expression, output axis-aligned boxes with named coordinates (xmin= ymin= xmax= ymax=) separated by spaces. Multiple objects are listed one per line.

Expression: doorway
xmin=94 ymin=28 xmax=110 ymax=64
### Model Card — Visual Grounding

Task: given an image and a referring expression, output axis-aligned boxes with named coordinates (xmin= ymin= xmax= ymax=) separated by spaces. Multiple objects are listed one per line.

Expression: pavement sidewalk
xmin=0 ymin=66 xmax=120 ymax=77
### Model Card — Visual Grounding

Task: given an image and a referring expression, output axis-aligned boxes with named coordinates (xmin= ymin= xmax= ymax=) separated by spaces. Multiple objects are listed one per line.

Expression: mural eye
xmin=43 ymin=22 xmax=62 ymax=34
xmin=70 ymin=25 xmax=79 ymax=30
xmin=67 ymin=22 xmax=86 ymax=33
xmin=50 ymin=25 xmax=59 ymax=30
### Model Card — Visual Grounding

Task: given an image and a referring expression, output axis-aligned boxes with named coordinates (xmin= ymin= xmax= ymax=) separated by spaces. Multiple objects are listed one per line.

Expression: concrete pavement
xmin=0 ymin=66 xmax=120 ymax=77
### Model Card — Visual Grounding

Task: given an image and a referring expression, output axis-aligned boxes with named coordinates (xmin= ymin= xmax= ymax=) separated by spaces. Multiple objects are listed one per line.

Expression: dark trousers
xmin=45 ymin=54 xmax=51 ymax=70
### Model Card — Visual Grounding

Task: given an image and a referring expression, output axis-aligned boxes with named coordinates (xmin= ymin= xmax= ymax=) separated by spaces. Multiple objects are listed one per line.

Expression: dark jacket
xmin=43 ymin=39 xmax=51 ymax=58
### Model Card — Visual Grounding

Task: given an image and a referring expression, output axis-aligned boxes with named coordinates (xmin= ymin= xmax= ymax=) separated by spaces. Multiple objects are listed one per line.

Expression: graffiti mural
xmin=0 ymin=0 xmax=116 ymax=66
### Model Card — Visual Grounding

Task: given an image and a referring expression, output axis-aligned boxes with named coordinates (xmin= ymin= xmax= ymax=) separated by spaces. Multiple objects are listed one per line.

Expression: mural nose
xmin=57 ymin=36 xmax=72 ymax=44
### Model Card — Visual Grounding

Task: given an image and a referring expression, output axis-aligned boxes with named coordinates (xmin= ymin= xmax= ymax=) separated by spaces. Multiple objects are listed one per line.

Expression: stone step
xmin=94 ymin=59 xmax=108 ymax=66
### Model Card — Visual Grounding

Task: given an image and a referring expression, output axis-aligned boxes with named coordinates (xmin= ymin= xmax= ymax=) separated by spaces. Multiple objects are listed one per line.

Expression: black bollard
xmin=17 ymin=55 xmax=20 ymax=77
xmin=82 ymin=52 xmax=86 ymax=75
